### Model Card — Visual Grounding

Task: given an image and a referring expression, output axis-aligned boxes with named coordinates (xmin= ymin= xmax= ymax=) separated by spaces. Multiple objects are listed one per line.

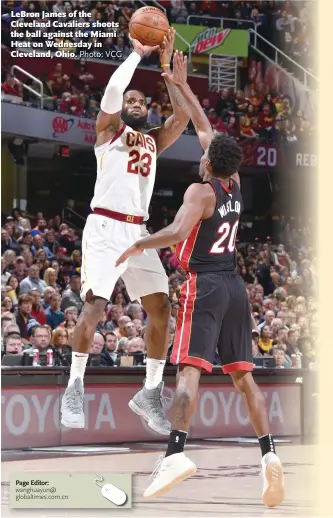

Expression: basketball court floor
xmin=1 ymin=440 xmax=315 ymax=517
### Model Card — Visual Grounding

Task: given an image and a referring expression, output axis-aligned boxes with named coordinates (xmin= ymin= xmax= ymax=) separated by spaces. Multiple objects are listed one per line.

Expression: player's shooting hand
xmin=115 ymin=243 xmax=143 ymax=267
xmin=159 ymin=28 xmax=176 ymax=66
xmin=161 ymin=50 xmax=187 ymax=86
xmin=129 ymin=36 xmax=159 ymax=57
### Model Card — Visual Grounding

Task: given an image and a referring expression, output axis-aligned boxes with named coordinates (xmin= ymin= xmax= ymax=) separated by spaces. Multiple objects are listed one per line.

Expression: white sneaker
xmin=261 ymin=452 xmax=285 ymax=507
xmin=143 ymin=452 xmax=197 ymax=498
xmin=60 ymin=378 xmax=85 ymax=428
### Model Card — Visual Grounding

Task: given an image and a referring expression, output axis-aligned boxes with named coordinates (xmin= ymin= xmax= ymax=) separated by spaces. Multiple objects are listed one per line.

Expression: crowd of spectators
xmin=1 ymin=0 xmax=315 ymax=136
xmin=204 ymin=87 xmax=313 ymax=142
xmin=1 ymin=204 xmax=316 ymax=371
xmin=1 ymin=62 xmax=314 ymax=142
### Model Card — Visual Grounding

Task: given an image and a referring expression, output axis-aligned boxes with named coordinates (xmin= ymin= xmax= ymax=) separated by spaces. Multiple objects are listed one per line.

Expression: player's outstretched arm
xmin=162 ymin=52 xmax=241 ymax=188
xmin=150 ymin=29 xmax=190 ymax=156
xmin=161 ymin=50 xmax=213 ymax=152
xmin=115 ymin=183 xmax=212 ymax=265
xmin=96 ymin=38 xmax=159 ymax=140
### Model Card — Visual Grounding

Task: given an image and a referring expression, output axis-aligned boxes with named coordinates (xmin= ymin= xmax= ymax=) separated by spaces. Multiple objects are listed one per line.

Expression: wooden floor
xmin=1 ymin=441 xmax=315 ymax=517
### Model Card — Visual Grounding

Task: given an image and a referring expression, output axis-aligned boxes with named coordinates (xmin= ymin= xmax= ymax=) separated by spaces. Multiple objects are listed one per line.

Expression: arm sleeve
xmin=100 ymin=51 xmax=142 ymax=114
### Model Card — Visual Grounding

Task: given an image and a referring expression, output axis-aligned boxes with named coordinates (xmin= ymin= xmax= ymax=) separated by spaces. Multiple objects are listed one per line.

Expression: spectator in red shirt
xmin=48 ymin=63 xmax=66 ymax=84
xmin=248 ymin=88 xmax=262 ymax=109
xmin=29 ymin=288 xmax=47 ymax=325
xmin=2 ymin=73 xmax=22 ymax=98
xmin=208 ymin=109 xmax=226 ymax=133
xmin=73 ymin=58 xmax=94 ymax=89
xmin=59 ymin=93 xmax=82 ymax=116
xmin=51 ymin=76 xmax=67 ymax=98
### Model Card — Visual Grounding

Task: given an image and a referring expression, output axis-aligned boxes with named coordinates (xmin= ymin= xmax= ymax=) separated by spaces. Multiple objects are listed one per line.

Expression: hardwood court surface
xmin=1 ymin=441 xmax=315 ymax=517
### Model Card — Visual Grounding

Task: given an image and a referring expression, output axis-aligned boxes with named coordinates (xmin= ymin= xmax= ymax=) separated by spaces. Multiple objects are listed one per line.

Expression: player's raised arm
xmin=162 ymin=51 xmax=241 ymax=187
xmin=115 ymin=183 xmax=213 ymax=265
xmin=96 ymin=38 xmax=159 ymax=140
xmin=162 ymin=50 xmax=213 ymax=152
xmin=150 ymin=29 xmax=190 ymax=156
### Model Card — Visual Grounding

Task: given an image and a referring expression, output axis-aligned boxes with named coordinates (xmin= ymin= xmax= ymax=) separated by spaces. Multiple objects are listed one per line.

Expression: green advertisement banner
xmin=173 ymin=25 xmax=248 ymax=57
xmin=10 ymin=473 xmax=132 ymax=509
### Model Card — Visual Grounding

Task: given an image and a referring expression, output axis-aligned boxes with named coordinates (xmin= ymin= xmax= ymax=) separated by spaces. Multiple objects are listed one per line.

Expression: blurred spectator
xmin=2 ymin=74 xmax=22 ymax=98
xmin=45 ymin=293 xmax=64 ymax=330
xmin=127 ymin=303 xmax=144 ymax=322
xmin=52 ymin=326 xmax=72 ymax=356
xmin=24 ymin=325 xmax=51 ymax=356
xmin=147 ymin=102 xmax=162 ymax=127
xmin=41 ymin=286 xmax=56 ymax=310
xmin=215 ymin=88 xmax=236 ymax=118
xmin=114 ymin=315 xmax=131 ymax=339
xmin=15 ymin=294 xmax=34 ymax=340
xmin=60 ymin=275 xmax=83 ymax=312
xmin=43 ymin=267 xmax=60 ymax=291
xmin=29 ymin=288 xmax=47 ymax=325
xmin=6 ymin=276 xmax=19 ymax=308
xmin=2 ymin=228 xmax=20 ymax=255
xmin=73 ymin=58 xmax=94 ymax=89
xmin=124 ymin=321 xmax=137 ymax=339
xmin=20 ymin=265 xmax=47 ymax=295
xmin=272 ymin=347 xmax=290 ymax=368
xmin=114 ymin=35 xmax=131 ymax=59
xmin=258 ymin=326 xmax=273 ymax=354
xmin=170 ymin=0 xmax=188 ymax=23
xmin=103 ymin=331 xmax=118 ymax=364
xmin=3 ymin=333 xmax=23 ymax=357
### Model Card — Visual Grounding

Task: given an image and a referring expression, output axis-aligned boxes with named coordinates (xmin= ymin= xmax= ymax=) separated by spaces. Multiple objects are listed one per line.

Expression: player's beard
xmin=121 ymin=109 xmax=147 ymax=130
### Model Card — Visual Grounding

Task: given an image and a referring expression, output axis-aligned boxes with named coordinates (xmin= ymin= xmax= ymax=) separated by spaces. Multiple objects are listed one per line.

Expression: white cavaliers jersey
xmin=91 ymin=124 xmax=157 ymax=220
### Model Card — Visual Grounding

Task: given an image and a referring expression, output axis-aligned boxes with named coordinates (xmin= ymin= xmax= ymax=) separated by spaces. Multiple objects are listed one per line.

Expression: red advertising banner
xmin=1 ymin=383 xmax=300 ymax=450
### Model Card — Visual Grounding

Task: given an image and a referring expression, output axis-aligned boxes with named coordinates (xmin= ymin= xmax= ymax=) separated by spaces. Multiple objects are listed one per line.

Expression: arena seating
xmin=1 ymin=1 xmax=316 ymax=371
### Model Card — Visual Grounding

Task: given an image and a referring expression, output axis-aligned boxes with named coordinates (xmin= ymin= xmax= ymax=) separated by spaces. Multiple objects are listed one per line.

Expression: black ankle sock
xmin=165 ymin=430 xmax=187 ymax=457
xmin=259 ymin=433 xmax=276 ymax=457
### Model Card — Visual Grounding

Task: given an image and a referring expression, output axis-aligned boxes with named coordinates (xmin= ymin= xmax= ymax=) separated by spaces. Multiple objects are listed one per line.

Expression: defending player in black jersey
xmin=116 ymin=52 xmax=284 ymax=507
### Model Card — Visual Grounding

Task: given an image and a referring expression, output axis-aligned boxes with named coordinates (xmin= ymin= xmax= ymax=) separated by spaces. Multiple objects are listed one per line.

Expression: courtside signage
xmin=173 ymin=25 xmax=248 ymax=57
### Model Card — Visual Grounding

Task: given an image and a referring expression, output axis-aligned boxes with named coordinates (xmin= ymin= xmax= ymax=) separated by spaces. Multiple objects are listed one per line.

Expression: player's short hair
xmin=124 ymin=89 xmax=147 ymax=103
xmin=208 ymin=134 xmax=243 ymax=178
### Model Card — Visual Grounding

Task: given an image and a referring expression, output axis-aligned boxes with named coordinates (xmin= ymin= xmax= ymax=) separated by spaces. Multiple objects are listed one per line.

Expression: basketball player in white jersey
xmin=61 ymin=30 xmax=189 ymax=435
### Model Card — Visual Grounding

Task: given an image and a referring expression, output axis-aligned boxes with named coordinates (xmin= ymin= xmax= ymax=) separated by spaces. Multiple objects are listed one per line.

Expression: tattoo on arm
xmin=166 ymin=83 xmax=186 ymax=110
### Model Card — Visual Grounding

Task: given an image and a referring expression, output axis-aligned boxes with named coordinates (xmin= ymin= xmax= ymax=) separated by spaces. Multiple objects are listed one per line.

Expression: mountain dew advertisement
xmin=173 ymin=25 xmax=248 ymax=57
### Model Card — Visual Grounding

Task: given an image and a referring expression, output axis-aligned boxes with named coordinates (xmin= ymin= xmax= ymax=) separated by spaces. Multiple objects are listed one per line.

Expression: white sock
xmin=145 ymin=358 xmax=166 ymax=390
xmin=68 ymin=353 xmax=89 ymax=386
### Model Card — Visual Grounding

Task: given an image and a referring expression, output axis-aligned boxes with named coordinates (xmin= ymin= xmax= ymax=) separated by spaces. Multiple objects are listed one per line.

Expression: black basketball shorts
xmin=170 ymin=271 xmax=254 ymax=374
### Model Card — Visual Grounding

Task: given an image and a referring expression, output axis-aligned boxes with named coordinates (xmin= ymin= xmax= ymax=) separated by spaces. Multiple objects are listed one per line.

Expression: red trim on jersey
xmin=171 ymin=272 xmax=197 ymax=365
xmin=177 ymin=356 xmax=213 ymax=373
xmin=175 ymin=221 xmax=202 ymax=270
xmin=110 ymin=124 xmax=126 ymax=144
xmin=222 ymin=361 xmax=254 ymax=374
xmin=220 ymin=179 xmax=233 ymax=195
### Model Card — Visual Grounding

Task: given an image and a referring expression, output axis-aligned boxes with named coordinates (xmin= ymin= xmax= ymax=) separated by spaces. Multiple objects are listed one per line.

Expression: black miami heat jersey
xmin=176 ymin=178 xmax=243 ymax=273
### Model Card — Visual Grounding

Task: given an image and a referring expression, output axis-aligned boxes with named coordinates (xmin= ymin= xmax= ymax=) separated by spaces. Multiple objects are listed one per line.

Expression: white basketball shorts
xmin=80 ymin=213 xmax=169 ymax=302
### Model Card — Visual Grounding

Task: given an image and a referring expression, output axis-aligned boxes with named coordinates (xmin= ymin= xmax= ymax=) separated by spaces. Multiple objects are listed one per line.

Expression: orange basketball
xmin=129 ymin=7 xmax=169 ymax=47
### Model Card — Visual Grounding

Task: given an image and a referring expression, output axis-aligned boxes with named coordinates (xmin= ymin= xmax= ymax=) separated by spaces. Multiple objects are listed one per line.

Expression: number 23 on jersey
xmin=127 ymin=150 xmax=152 ymax=177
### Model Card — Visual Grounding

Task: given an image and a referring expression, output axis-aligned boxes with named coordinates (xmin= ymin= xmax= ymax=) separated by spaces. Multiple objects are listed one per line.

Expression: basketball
xmin=129 ymin=7 xmax=169 ymax=47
